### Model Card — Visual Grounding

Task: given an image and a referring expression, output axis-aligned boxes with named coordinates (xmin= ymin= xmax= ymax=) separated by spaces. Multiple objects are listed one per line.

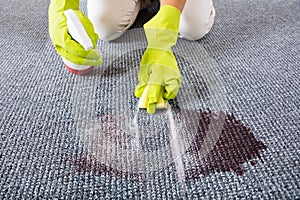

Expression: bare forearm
xmin=160 ymin=0 xmax=186 ymax=12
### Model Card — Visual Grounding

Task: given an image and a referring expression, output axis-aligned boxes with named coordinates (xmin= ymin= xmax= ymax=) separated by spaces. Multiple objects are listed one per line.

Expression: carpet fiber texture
xmin=0 ymin=0 xmax=299 ymax=199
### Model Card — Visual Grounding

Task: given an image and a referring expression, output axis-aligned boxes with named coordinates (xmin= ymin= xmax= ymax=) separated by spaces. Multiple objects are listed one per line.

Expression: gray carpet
xmin=0 ymin=0 xmax=299 ymax=199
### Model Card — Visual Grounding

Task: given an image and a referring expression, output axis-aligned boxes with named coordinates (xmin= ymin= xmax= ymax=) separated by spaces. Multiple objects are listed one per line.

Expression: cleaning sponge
xmin=138 ymin=85 xmax=167 ymax=110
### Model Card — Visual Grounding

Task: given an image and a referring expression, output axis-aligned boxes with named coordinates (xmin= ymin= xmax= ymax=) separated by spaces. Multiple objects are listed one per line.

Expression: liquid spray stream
xmin=166 ymin=103 xmax=186 ymax=191
xmin=130 ymin=104 xmax=140 ymax=151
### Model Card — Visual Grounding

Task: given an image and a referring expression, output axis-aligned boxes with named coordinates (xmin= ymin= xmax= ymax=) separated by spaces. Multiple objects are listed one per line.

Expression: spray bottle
xmin=63 ymin=9 xmax=95 ymax=75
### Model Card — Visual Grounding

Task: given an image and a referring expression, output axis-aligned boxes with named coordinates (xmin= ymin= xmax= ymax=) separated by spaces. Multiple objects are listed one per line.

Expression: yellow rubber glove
xmin=48 ymin=0 xmax=102 ymax=66
xmin=134 ymin=5 xmax=182 ymax=114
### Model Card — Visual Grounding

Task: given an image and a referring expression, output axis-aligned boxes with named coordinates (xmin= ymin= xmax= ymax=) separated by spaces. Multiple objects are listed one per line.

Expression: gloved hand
xmin=134 ymin=5 xmax=182 ymax=114
xmin=48 ymin=0 xmax=102 ymax=66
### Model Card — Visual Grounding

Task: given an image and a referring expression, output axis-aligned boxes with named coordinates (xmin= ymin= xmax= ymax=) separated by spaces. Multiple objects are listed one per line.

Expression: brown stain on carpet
xmin=73 ymin=109 xmax=267 ymax=180
xmin=183 ymin=110 xmax=267 ymax=179
xmin=73 ymin=154 xmax=141 ymax=180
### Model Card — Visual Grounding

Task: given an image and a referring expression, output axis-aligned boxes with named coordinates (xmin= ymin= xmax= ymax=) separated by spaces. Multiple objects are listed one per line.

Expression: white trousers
xmin=87 ymin=0 xmax=215 ymax=41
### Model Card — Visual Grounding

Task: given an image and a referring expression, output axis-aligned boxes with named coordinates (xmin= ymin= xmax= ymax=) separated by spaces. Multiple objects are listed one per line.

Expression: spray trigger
xmin=64 ymin=9 xmax=93 ymax=51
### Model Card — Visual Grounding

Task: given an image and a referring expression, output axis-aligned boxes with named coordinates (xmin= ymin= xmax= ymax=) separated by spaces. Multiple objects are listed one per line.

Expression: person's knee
xmin=179 ymin=25 xmax=212 ymax=41
xmin=179 ymin=21 xmax=215 ymax=41
xmin=178 ymin=0 xmax=215 ymax=41
xmin=87 ymin=0 xmax=140 ymax=41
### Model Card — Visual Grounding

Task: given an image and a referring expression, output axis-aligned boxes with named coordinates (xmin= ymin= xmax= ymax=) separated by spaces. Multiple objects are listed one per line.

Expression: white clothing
xmin=87 ymin=0 xmax=215 ymax=41
xmin=179 ymin=0 xmax=215 ymax=40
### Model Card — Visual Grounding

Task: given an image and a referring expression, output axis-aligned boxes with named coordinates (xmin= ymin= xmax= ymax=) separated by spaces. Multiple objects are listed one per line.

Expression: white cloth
xmin=87 ymin=0 xmax=215 ymax=41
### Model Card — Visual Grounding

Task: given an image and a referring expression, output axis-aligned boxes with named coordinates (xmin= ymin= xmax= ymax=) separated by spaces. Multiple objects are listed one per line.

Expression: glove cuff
xmin=49 ymin=0 xmax=80 ymax=13
xmin=144 ymin=5 xmax=181 ymax=31
xmin=143 ymin=5 xmax=181 ymax=51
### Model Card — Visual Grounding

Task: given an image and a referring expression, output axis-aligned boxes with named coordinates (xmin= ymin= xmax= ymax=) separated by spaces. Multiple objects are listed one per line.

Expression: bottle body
xmin=62 ymin=57 xmax=94 ymax=75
